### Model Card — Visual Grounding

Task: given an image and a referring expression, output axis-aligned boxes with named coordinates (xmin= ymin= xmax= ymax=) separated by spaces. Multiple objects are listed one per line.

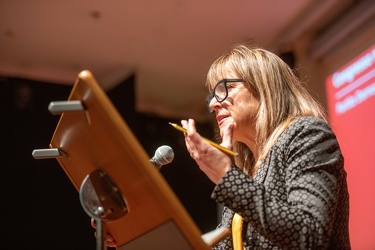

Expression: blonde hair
xmin=206 ymin=45 xmax=325 ymax=175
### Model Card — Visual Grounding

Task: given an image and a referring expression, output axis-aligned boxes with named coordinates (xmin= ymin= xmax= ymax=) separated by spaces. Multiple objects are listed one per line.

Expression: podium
xmin=32 ymin=70 xmax=229 ymax=249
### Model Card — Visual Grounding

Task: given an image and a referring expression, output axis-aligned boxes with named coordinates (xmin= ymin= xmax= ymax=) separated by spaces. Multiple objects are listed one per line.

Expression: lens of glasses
xmin=205 ymin=93 xmax=214 ymax=113
xmin=205 ymin=81 xmax=227 ymax=113
xmin=214 ymin=81 xmax=228 ymax=102
xmin=204 ymin=78 xmax=244 ymax=114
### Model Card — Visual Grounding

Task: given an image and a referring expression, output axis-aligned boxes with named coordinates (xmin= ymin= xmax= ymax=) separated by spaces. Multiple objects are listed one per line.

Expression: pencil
xmin=169 ymin=122 xmax=239 ymax=157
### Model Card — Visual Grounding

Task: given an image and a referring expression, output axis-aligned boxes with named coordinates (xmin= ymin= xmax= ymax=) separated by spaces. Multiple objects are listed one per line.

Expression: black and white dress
xmin=212 ymin=116 xmax=350 ymax=250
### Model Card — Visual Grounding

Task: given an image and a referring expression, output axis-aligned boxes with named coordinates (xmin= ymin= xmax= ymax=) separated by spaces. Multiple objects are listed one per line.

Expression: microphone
xmin=150 ymin=145 xmax=174 ymax=169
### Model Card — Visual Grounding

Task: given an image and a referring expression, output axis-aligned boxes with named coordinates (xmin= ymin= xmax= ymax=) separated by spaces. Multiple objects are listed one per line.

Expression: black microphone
xmin=150 ymin=145 xmax=174 ymax=169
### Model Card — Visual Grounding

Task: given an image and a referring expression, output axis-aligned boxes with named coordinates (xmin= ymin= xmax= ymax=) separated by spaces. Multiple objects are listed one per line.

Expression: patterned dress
xmin=212 ymin=116 xmax=350 ymax=249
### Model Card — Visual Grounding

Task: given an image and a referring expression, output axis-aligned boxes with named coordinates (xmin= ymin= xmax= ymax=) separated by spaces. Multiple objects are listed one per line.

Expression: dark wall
xmin=0 ymin=75 xmax=217 ymax=249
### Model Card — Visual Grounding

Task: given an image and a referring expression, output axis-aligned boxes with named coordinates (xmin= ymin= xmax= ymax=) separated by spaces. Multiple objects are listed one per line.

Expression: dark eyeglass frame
xmin=205 ymin=78 xmax=244 ymax=113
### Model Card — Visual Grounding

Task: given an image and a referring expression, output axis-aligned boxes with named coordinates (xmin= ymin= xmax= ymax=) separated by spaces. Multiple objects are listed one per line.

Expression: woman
xmin=182 ymin=45 xmax=350 ymax=249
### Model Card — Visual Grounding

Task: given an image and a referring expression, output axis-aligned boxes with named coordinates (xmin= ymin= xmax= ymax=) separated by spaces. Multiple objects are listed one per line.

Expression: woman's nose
xmin=209 ymin=97 xmax=220 ymax=113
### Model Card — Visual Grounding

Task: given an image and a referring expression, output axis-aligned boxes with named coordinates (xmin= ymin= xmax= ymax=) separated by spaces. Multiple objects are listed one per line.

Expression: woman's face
xmin=209 ymin=70 xmax=259 ymax=144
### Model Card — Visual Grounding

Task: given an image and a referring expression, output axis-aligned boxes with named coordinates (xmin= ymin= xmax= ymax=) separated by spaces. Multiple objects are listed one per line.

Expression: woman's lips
xmin=216 ymin=115 xmax=229 ymax=126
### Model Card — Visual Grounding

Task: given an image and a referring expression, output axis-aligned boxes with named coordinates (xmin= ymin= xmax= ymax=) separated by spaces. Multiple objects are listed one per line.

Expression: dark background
xmin=0 ymin=75 xmax=217 ymax=249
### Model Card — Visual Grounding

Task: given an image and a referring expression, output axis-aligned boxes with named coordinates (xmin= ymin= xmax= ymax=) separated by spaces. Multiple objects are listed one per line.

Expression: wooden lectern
xmin=32 ymin=70 xmax=229 ymax=249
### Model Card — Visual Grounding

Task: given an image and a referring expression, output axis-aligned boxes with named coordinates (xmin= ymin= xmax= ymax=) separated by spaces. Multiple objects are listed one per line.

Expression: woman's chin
xmin=219 ymin=122 xmax=234 ymax=138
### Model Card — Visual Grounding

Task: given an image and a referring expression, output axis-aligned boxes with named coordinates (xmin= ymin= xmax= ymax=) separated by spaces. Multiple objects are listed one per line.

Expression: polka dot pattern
xmin=211 ymin=116 xmax=350 ymax=249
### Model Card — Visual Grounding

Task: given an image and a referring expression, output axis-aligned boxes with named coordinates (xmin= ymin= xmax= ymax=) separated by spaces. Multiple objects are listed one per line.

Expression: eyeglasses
xmin=205 ymin=78 xmax=244 ymax=113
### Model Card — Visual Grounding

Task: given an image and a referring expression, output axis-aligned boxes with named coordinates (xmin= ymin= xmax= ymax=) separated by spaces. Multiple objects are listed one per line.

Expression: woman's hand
xmin=91 ymin=218 xmax=118 ymax=248
xmin=181 ymin=119 xmax=234 ymax=184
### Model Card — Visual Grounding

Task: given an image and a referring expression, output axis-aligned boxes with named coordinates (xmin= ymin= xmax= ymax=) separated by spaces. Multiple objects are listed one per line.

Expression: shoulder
xmin=289 ymin=116 xmax=331 ymax=133
xmin=280 ymin=116 xmax=335 ymax=143
xmin=274 ymin=116 xmax=341 ymax=160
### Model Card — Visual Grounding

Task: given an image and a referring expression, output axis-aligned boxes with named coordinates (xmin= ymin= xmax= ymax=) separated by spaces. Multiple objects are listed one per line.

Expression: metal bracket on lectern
xmin=32 ymin=148 xmax=63 ymax=159
xmin=80 ymin=168 xmax=128 ymax=250
xmin=48 ymin=100 xmax=85 ymax=115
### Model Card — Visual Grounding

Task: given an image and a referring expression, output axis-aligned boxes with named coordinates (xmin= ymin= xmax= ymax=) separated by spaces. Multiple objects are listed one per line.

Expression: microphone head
xmin=152 ymin=145 xmax=174 ymax=168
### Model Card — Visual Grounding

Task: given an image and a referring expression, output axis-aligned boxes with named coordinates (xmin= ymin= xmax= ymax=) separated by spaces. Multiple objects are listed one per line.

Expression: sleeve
xmin=211 ymin=118 xmax=345 ymax=249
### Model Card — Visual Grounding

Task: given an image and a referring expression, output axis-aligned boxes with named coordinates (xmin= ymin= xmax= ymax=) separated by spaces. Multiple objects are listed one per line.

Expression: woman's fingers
xmin=181 ymin=119 xmax=199 ymax=156
xmin=91 ymin=218 xmax=118 ymax=248
xmin=93 ymin=231 xmax=118 ymax=248
xmin=91 ymin=218 xmax=96 ymax=229
xmin=220 ymin=123 xmax=234 ymax=150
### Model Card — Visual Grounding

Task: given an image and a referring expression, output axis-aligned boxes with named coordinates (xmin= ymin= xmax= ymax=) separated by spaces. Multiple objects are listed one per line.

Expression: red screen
xmin=326 ymin=43 xmax=375 ymax=249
